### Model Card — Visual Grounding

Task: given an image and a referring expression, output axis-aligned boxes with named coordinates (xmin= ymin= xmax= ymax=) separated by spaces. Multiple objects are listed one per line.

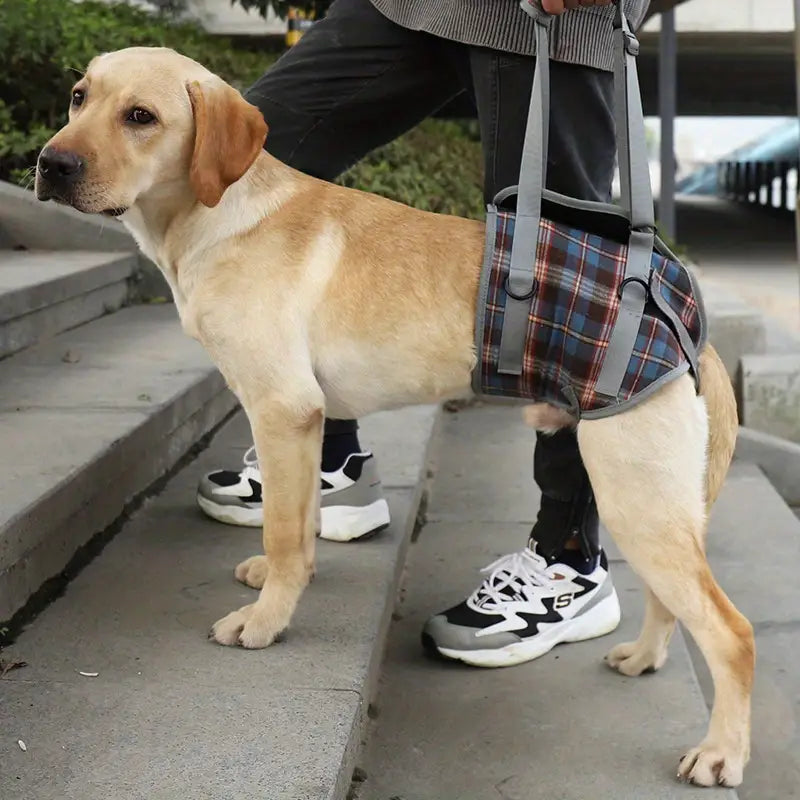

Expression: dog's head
xmin=35 ymin=47 xmax=268 ymax=216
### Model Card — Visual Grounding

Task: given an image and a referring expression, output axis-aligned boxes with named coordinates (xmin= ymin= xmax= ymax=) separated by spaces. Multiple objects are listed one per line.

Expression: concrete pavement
xmin=0 ymin=406 xmax=438 ymax=800
xmin=3 ymin=400 xmax=798 ymax=799
xmin=357 ymin=403 xmax=800 ymax=800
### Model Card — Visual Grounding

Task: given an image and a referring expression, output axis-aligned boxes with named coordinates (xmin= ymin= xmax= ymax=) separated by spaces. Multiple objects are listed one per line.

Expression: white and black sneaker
xmin=197 ymin=447 xmax=391 ymax=542
xmin=422 ymin=542 xmax=620 ymax=668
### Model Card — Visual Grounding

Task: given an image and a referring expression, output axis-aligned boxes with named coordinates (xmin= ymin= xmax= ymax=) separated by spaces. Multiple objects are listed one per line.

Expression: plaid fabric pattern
xmin=477 ymin=210 xmax=704 ymax=416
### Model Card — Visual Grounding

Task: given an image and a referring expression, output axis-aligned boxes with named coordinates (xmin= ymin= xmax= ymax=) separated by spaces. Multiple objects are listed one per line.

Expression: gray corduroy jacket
xmin=368 ymin=0 xmax=651 ymax=72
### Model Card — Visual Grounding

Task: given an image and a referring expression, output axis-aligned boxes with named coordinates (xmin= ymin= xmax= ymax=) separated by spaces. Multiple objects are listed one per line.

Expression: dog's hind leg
xmin=605 ymin=345 xmax=739 ymax=681
xmin=577 ymin=375 xmax=754 ymax=788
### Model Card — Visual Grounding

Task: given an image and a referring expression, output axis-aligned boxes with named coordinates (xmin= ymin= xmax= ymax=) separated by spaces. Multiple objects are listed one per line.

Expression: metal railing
xmin=717 ymin=159 xmax=798 ymax=212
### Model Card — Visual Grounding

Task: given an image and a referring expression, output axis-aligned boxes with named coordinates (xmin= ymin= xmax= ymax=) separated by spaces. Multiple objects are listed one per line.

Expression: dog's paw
xmin=604 ymin=640 xmax=668 ymax=677
xmin=211 ymin=603 xmax=255 ymax=646
xmin=677 ymin=742 xmax=745 ymax=788
xmin=235 ymin=555 xmax=269 ymax=589
xmin=209 ymin=603 xmax=284 ymax=649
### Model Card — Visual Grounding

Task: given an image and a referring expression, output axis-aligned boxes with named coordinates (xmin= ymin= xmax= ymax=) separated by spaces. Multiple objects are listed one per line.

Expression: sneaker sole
xmin=197 ymin=495 xmax=262 ymax=527
xmin=319 ymin=498 xmax=391 ymax=542
xmin=197 ymin=495 xmax=390 ymax=542
xmin=433 ymin=590 xmax=622 ymax=668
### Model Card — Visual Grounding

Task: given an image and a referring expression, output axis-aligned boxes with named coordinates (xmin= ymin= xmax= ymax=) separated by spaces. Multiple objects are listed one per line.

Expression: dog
xmin=35 ymin=47 xmax=754 ymax=788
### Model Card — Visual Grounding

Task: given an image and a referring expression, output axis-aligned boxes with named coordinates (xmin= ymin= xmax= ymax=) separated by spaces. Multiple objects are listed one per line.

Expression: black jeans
xmin=244 ymin=0 xmax=616 ymax=559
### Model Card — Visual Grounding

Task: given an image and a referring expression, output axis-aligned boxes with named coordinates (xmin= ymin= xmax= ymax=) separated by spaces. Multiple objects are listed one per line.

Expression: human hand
xmin=541 ymin=0 xmax=613 ymax=13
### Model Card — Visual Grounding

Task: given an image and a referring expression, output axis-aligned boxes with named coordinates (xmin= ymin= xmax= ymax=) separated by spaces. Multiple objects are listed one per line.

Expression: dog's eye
xmin=127 ymin=108 xmax=155 ymax=125
xmin=71 ymin=90 xmax=85 ymax=108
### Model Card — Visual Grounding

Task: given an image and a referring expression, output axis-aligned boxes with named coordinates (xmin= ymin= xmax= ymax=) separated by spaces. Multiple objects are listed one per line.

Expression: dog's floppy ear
xmin=187 ymin=80 xmax=268 ymax=208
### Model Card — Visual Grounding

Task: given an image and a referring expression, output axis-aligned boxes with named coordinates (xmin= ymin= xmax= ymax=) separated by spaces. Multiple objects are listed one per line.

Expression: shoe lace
xmin=242 ymin=445 xmax=258 ymax=468
xmin=468 ymin=549 xmax=556 ymax=612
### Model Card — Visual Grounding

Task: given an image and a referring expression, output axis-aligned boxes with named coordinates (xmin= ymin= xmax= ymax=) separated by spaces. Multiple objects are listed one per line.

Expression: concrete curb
xmin=696 ymin=275 xmax=768 ymax=380
xmin=735 ymin=426 xmax=800 ymax=508
xmin=0 ymin=181 xmax=134 ymax=253
xmin=337 ymin=405 xmax=440 ymax=798
xmin=685 ymin=461 xmax=800 ymax=800
xmin=738 ymin=353 xmax=800 ymax=445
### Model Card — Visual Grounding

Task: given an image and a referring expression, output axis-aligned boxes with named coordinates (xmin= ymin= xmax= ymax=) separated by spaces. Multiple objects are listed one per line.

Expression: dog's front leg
xmin=211 ymin=391 xmax=324 ymax=649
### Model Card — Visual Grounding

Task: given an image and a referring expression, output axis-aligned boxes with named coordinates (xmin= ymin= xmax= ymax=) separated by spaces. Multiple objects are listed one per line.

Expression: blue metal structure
xmin=678 ymin=120 xmax=799 ymax=213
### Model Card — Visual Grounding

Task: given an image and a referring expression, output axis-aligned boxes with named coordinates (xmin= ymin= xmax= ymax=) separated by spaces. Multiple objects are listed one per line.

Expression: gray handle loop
xmin=497 ymin=4 xmax=551 ymax=374
xmin=515 ymin=0 xmax=654 ymax=229
xmin=497 ymin=0 xmax=655 ymax=385
xmin=505 ymin=14 xmax=550 ymax=301
xmin=612 ymin=1 xmax=655 ymax=230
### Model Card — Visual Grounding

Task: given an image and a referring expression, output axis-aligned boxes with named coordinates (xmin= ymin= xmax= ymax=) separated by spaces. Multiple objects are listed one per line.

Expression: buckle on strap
xmin=617 ymin=275 xmax=649 ymax=301
xmin=505 ymin=275 xmax=539 ymax=302
xmin=623 ymin=32 xmax=640 ymax=56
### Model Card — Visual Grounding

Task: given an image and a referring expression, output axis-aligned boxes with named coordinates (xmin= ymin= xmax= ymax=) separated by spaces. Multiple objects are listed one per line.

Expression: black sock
xmin=321 ymin=430 xmax=361 ymax=472
xmin=554 ymin=547 xmax=601 ymax=575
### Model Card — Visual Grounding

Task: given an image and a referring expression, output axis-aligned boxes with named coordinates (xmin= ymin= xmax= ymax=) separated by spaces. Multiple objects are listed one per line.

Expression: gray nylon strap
xmin=650 ymin=282 xmax=701 ymax=385
xmin=614 ymin=5 xmax=654 ymax=229
xmin=594 ymin=227 xmax=654 ymax=399
xmin=594 ymin=2 xmax=656 ymax=399
xmin=498 ymin=0 xmax=656 ymax=384
xmin=614 ymin=22 xmax=631 ymax=219
xmin=497 ymin=15 xmax=551 ymax=376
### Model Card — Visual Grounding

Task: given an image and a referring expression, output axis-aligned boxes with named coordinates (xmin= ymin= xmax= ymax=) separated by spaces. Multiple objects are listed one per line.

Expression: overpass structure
xmin=640 ymin=0 xmax=794 ymax=117
xmin=647 ymin=1 xmax=800 ymax=234
xmin=640 ymin=0 xmax=796 ymax=237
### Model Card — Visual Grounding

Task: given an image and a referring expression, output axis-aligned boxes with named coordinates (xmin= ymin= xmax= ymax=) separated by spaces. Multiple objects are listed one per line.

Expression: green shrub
xmin=0 ymin=0 xmax=272 ymax=180
xmin=0 ymin=0 xmax=483 ymax=219
xmin=339 ymin=120 xmax=484 ymax=220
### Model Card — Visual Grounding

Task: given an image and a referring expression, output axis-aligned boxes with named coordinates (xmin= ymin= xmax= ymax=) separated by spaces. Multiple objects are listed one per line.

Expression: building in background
xmin=643 ymin=0 xmax=794 ymax=192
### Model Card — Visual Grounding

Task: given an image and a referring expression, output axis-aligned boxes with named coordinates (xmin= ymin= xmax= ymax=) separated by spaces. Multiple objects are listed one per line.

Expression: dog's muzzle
xmin=36 ymin=146 xmax=85 ymax=203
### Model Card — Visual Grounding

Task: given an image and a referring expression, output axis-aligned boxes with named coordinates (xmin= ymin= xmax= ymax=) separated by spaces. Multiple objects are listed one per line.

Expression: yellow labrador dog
xmin=35 ymin=47 xmax=753 ymax=788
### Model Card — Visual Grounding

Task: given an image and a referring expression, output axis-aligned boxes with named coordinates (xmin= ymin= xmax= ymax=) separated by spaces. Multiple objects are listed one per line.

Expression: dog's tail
xmin=699 ymin=343 xmax=738 ymax=511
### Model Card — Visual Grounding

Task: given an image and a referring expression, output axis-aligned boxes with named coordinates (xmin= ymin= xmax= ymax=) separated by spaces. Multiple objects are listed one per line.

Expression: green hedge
xmin=341 ymin=120 xmax=484 ymax=220
xmin=0 ymin=0 xmax=272 ymax=183
xmin=0 ymin=0 xmax=483 ymax=219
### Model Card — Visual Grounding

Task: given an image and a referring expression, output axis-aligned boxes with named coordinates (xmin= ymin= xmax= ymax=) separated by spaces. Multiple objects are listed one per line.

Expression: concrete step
xmin=1 ymin=181 xmax=168 ymax=302
xmin=0 ymin=250 xmax=137 ymax=359
xmin=695 ymin=276 xmax=768 ymax=380
xmin=1 ymin=181 xmax=135 ymax=254
xmin=0 ymin=304 xmax=238 ymax=623
xmin=359 ymin=404 xmax=739 ymax=800
xmin=735 ymin=426 xmax=800 ymax=508
xmin=738 ymin=353 xmax=800 ymax=444
xmin=0 ymin=405 xmax=439 ymax=800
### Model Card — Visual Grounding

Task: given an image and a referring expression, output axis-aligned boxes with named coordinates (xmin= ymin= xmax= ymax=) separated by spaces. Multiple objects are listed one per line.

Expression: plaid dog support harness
xmin=472 ymin=2 xmax=706 ymax=420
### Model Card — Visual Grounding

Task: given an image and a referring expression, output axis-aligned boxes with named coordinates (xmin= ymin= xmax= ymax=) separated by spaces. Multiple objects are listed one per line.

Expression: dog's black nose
xmin=37 ymin=147 xmax=84 ymax=183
